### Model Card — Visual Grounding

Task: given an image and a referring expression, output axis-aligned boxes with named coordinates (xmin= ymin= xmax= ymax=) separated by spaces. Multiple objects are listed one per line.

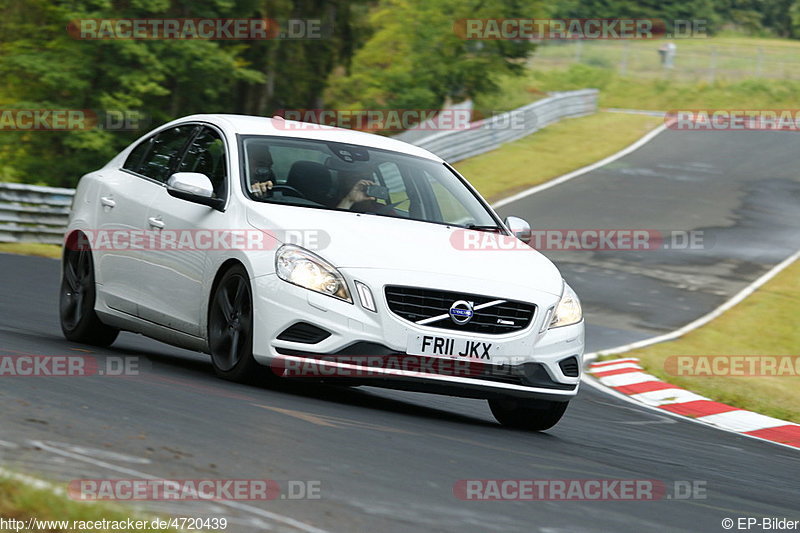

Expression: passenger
xmin=336 ymin=171 xmax=397 ymax=216
xmin=336 ymin=171 xmax=376 ymax=210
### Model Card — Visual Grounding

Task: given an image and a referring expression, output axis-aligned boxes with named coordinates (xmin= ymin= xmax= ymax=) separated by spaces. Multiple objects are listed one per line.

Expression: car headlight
xmin=549 ymin=282 xmax=582 ymax=328
xmin=275 ymin=244 xmax=352 ymax=303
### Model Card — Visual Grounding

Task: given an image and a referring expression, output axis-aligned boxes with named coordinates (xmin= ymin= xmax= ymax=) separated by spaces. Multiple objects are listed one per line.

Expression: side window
xmin=126 ymin=126 xmax=196 ymax=183
xmin=178 ymin=127 xmax=227 ymax=198
xmin=123 ymin=137 xmax=152 ymax=173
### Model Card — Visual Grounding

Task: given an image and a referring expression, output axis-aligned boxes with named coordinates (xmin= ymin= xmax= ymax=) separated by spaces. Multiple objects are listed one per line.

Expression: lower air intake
xmin=277 ymin=322 xmax=331 ymax=344
xmin=558 ymin=356 xmax=580 ymax=377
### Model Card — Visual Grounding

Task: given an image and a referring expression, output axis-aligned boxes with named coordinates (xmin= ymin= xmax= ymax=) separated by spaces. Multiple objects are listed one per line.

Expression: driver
xmin=249 ymin=147 xmax=276 ymax=197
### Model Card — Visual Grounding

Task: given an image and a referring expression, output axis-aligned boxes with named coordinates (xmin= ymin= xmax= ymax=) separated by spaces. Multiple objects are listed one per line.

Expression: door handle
xmin=147 ymin=216 xmax=165 ymax=229
xmin=100 ymin=196 xmax=116 ymax=208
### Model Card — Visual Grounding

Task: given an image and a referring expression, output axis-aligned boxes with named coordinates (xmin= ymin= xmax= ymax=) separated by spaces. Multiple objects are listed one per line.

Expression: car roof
xmin=170 ymin=114 xmax=445 ymax=163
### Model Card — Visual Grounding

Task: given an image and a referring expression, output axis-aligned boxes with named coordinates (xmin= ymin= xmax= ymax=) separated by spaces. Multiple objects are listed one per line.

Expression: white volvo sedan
xmin=60 ymin=114 xmax=584 ymax=430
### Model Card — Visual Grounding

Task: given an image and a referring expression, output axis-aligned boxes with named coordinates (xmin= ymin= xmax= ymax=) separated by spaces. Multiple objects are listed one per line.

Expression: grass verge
xmin=455 ymin=111 xmax=662 ymax=202
xmin=476 ymin=37 xmax=800 ymax=112
xmin=0 ymin=476 xmax=177 ymax=533
xmin=0 ymin=242 xmax=61 ymax=259
xmin=604 ymin=258 xmax=800 ymax=423
xmin=532 ymin=64 xmax=800 ymax=110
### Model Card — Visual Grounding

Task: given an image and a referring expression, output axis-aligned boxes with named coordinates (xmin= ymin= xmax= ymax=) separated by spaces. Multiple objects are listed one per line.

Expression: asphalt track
xmin=1 ymin=129 xmax=799 ymax=532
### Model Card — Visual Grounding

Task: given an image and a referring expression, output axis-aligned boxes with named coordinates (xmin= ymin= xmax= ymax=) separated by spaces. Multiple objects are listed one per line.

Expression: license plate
xmin=406 ymin=333 xmax=499 ymax=361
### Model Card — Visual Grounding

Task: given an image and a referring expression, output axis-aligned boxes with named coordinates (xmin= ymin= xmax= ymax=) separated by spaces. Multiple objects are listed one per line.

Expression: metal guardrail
xmin=0 ymin=182 xmax=74 ymax=244
xmin=395 ymin=89 xmax=599 ymax=162
xmin=0 ymin=88 xmax=598 ymax=244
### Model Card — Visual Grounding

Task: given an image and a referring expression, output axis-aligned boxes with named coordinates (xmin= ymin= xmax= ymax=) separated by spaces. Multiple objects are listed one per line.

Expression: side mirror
xmin=167 ymin=172 xmax=224 ymax=210
xmin=504 ymin=216 xmax=532 ymax=245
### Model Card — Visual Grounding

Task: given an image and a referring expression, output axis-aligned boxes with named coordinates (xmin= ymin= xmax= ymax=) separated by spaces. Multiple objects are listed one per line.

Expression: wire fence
xmin=532 ymin=40 xmax=800 ymax=82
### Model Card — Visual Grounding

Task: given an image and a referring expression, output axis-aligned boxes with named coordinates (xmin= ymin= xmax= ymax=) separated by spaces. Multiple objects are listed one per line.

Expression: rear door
xmin=95 ymin=125 xmax=198 ymax=317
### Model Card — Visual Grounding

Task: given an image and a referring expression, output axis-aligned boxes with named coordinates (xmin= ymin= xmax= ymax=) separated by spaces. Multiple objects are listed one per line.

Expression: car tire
xmin=59 ymin=240 xmax=119 ymax=347
xmin=488 ymin=398 xmax=569 ymax=431
xmin=208 ymin=265 xmax=266 ymax=383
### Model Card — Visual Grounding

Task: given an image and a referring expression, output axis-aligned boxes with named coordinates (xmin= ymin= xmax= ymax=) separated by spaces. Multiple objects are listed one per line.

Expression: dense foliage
xmin=0 ymin=0 xmax=797 ymax=186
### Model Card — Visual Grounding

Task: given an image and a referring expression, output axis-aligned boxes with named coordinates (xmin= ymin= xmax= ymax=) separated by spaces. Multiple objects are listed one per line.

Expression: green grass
xmin=0 ymin=476 xmax=177 ymax=533
xmin=472 ymin=78 xmax=548 ymax=114
xmin=475 ymin=37 xmax=800 ymax=112
xmin=605 ymin=259 xmax=800 ymax=423
xmin=536 ymin=64 xmax=800 ymax=110
xmin=455 ymin=111 xmax=662 ymax=202
xmin=0 ymin=242 xmax=61 ymax=259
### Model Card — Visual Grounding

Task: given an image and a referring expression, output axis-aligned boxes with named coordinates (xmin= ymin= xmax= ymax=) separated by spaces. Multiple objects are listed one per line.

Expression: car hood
xmin=247 ymin=204 xmax=564 ymax=297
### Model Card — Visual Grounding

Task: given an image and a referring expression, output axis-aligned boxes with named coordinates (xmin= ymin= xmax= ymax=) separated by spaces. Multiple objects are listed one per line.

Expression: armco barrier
xmin=0 ymin=89 xmax=598 ymax=244
xmin=0 ymin=182 xmax=74 ymax=244
xmin=395 ymin=89 xmax=598 ymax=162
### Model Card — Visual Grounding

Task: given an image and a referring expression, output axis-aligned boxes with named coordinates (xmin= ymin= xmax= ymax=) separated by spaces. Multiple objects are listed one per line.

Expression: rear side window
xmin=123 ymin=126 xmax=196 ymax=183
xmin=123 ymin=138 xmax=152 ymax=174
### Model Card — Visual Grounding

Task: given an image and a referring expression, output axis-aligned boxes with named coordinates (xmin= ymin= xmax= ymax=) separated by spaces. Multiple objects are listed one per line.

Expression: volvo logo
xmin=449 ymin=300 xmax=474 ymax=325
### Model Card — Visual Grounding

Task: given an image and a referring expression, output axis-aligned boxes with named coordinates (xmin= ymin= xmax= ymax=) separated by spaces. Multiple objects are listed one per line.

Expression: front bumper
xmin=251 ymin=269 xmax=585 ymax=401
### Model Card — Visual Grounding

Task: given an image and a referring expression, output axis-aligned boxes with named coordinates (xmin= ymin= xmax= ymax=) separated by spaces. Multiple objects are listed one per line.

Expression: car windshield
xmin=241 ymin=135 xmax=499 ymax=228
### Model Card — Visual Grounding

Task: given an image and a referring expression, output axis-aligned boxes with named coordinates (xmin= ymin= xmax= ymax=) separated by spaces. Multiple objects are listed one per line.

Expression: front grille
xmin=558 ymin=356 xmax=580 ymax=377
xmin=384 ymin=286 xmax=536 ymax=335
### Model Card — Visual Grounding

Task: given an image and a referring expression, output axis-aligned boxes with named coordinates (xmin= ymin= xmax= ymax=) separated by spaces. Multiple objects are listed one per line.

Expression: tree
xmin=325 ymin=0 xmax=544 ymax=116
xmin=0 ymin=0 xmax=367 ymax=186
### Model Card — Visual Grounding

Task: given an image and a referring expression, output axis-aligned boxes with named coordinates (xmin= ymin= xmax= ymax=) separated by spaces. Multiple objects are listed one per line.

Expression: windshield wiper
xmin=465 ymin=224 xmax=503 ymax=233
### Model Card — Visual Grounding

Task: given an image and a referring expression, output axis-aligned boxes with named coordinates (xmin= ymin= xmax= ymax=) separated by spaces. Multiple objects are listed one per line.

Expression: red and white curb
xmin=588 ymin=358 xmax=800 ymax=449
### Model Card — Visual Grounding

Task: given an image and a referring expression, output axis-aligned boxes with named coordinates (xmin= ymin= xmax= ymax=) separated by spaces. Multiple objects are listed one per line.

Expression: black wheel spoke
xmin=216 ymin=286 xmax=234 ymax=323
xmin=76 ymin=250 xmax=86 ymax=276
xmin=61 ymin=294 xmax=77 ymax=329
xmin=233 ymin=279 xmax=246 ymax=309
xmin=70 ymin=294 xmax=82 ymax=325
xmin=65 ymin=259 xmax=80 ymax=291
xmin=240 ymin=311 xmax=252 ymax=331
xmin=228 ymin=329 xmax=240 ymax=365
xmin=209 ymin=330 xmax=223 ymax=354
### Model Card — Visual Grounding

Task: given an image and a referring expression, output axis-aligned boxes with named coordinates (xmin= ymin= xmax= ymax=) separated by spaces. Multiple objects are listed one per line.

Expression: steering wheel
xmin=270 ymin=185 xmax=307 ymax=199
